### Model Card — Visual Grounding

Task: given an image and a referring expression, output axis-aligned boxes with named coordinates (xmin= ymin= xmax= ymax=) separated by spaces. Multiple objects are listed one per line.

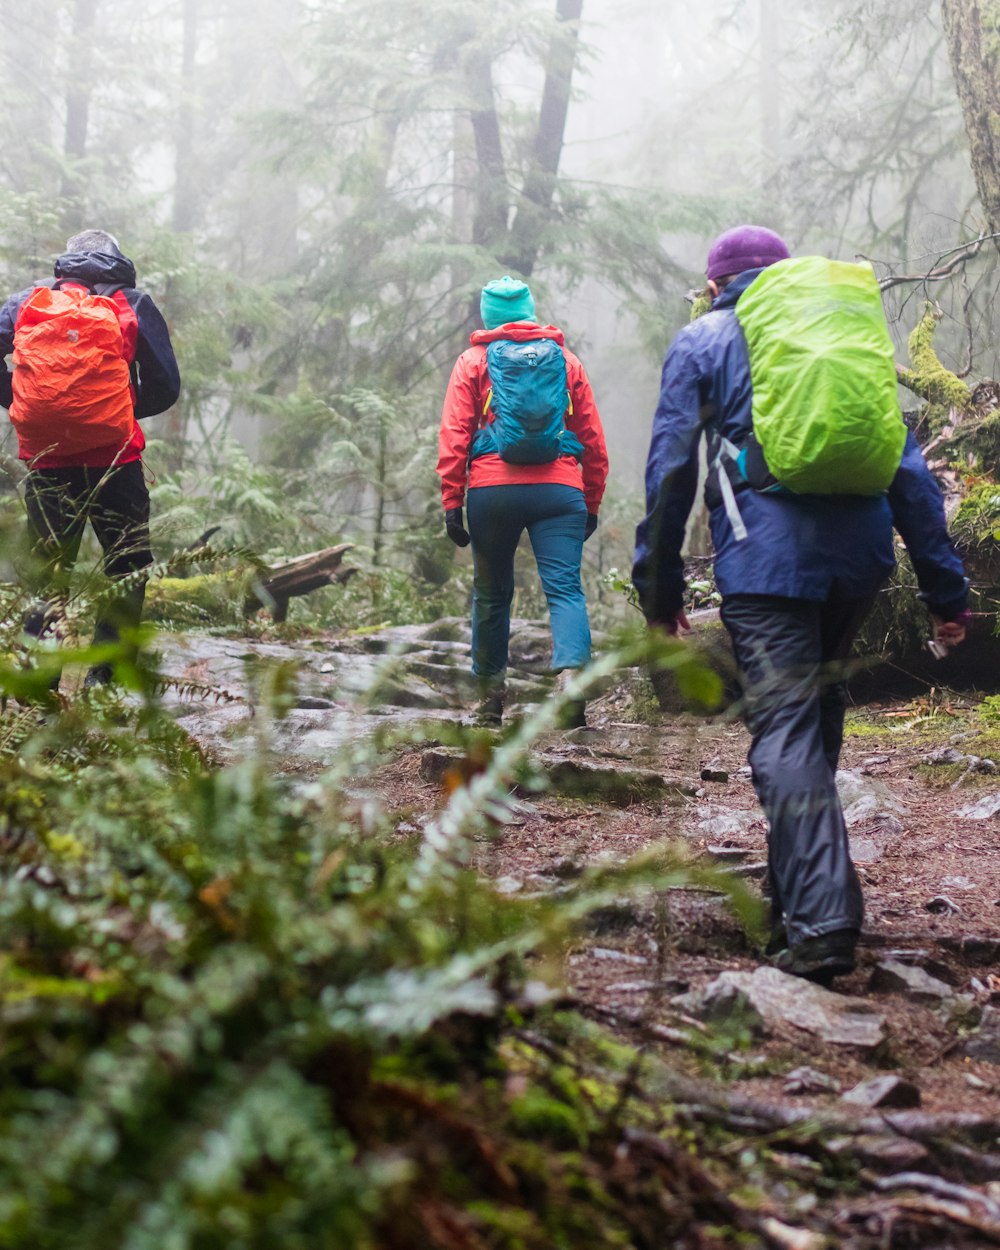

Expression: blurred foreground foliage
xmin=0 ymin=632 xmax=770 ymax=1250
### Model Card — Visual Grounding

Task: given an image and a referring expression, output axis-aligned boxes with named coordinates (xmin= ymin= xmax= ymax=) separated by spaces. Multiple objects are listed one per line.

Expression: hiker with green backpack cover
xmin=633 ymin=225 xmax=969 ymax=985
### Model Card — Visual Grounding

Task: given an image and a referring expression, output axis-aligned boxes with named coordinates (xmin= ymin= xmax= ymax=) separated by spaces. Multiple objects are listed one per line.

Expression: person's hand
xmin=445 ymin=507 xmax=471 ymax=548
xmin=584 ymin=513 xmax=598 ymax=541
xmin=648 ymin=610 xmax=691 ymax=636
xmin=932 ymin=612 xmax=969 ymax=650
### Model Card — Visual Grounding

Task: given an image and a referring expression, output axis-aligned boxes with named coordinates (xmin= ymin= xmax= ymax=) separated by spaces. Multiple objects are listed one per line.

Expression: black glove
xmin=445 ymin=507 xmax=471 ymax=547
xmin=584 ymin=513 xmax=599 ymax=541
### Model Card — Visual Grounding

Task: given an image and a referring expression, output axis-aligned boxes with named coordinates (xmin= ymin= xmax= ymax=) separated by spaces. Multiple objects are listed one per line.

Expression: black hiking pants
xmin=720 ymin=592 xmax=875 ymax=949
xmin=22 ymin=461 xmax=152 ymax=674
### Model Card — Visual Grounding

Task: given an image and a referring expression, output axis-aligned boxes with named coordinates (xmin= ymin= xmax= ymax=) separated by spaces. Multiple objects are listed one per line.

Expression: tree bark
xmin=467 ymin=52 xmax=510 ymax=254
xmin=941 ymin=0 xmax=1000 ymax=229
xmin=61 ymin=0 xmax=99 ymax=227
xmin=504 ymin=0 xmax=584 ymax=277
xmin=172 ymin=0 xmax=199 ymax=234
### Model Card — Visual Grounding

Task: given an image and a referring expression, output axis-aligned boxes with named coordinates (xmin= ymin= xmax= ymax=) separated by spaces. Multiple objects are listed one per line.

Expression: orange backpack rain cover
xmin=10 ymin=284 xmax=136 ymax=459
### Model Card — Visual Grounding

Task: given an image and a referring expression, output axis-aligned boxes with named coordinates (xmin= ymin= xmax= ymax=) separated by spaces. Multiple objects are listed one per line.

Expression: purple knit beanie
xmin=706 ymin=225 xmax=790 ymax=281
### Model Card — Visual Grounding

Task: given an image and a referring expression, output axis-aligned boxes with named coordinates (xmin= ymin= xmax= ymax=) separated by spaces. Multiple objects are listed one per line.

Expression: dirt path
xmin=159 ymin=621 xmax=1000 ymax=1238
xmin=363 ymin=679 xmax=1000 ymax=1234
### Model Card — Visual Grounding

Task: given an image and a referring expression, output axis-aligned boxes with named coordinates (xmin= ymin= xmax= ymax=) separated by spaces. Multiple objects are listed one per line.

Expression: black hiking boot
xmin=773 ymin=929 xmax=858 ymax=988
xmin=555 ymin=669 xmax=587 ymax=729
xmin=472 ymin=685 xmax=506 ymax=728
xmin=84 ymin=664 xmax=114 ymax=690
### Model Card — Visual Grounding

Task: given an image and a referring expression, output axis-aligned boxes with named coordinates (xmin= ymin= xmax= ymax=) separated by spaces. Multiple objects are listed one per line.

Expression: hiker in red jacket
xmin=437 ymin=276 xmax=609 ymax=726
xmin=0 ymin=228 xmax=180 ymax=691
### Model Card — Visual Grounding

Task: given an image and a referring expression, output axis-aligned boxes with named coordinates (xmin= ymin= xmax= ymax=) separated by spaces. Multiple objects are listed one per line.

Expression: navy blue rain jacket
xmin=632 ymin=269 xmax=969 ymax=622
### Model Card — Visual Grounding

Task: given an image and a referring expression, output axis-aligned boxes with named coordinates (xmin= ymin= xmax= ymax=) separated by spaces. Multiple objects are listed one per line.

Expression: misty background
xmin=0 ymin=0 xmax=992 ymax=624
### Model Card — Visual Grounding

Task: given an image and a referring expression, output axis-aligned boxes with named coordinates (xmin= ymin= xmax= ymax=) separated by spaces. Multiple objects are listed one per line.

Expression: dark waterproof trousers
xmin=22 ymin=461 xmax=152 ymax=667
xmin=720 ymin=592 xmax=875 ymax=948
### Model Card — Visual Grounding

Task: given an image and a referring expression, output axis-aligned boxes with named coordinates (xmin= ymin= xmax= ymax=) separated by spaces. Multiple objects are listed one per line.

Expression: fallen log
xmin=243 ymin=543 xmax=357 ymax=622
xmin=146 ymin=544 xmax=357 ymax=625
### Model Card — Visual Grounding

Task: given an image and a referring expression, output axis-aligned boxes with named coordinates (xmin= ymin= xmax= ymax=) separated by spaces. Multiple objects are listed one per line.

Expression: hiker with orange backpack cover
xmin=0 ymin=229 xmax=180 ymax=690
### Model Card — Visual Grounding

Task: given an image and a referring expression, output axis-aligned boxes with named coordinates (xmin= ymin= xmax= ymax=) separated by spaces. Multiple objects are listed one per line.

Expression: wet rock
xmin=962 ymin=1005 xmax=1000 ymax=1064
xmin=568 ymin=947 xmax=647 ymax=967
xmin=550 ymin=856 xmax=584 ymax=880
xmin=539 ymin=756 xmax=688 ymax=806
xmin=673 ymin=967 xmax=886 ymax=1051
xmin=925 ymin=746 xmax=968 ymax=766
xmin=848 ymin=837 xmax=884 ymax=864
xmin=705 ymin=845 xmax=753 ymax=863
xmin=694 ymin=806 xmax=759 ymax=839
xmin=869 ymin=960 xmax=956 ymax=1003
xmin=925 ymin=747 xmax=998 ymax=776
xmin=925 ymin=895 xmax=961 ymax=915
xmin=954 ymin=793 xmax=1000 ymax=820
xmin=418 ymin=748 xmax=465 ymax=784
xmin=880 ymin=949 xmax=960 ymax=986
xmin=718 ymin=861 xmax=768 ymax=880
xmin=842 ymin=1075 xmax=921 ymax=1109
xmin=783 ymin=1066 xmax=841 ymax=1095
xmin=939 ymin=935 xmax=1000 ymax=964
xmin=836 ymin=770 xmax=909 ymax=826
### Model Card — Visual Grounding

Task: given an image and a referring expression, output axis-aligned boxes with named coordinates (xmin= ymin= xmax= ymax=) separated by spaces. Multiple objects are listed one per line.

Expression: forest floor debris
xmin=151 ymin=622 xmax=1000 ymax=1245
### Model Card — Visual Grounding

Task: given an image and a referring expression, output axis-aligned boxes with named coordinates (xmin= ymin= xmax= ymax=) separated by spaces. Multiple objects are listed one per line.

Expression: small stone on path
xmin=869 ymin=959 xmax=956 ymax=1003
xmin=783 ymin=1066 xmax=841 ymax=1096
xmin=962 ymin=1005 xmax=1000 ymax=1064
xmin=924 ymin=895 xmax=961 ymax=915
xmin=954 ymin=793 xmax=1000 ymax=820
xmin=841 ymin=1075 xmax=921 ymax=1109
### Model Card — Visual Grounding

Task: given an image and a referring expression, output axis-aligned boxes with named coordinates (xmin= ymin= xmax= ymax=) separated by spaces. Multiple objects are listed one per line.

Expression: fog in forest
xmin=0 ymin=0 xmax=993 ymax=598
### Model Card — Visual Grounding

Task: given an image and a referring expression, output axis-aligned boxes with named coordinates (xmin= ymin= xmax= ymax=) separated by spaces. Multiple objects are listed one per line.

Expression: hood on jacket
xmin=54 ymin=241 xmax=137 ymax=291
xmin=470 ymin=321 xmax=565 ymax=348
xmin=712 ymin=267 xmax=765 ymax=311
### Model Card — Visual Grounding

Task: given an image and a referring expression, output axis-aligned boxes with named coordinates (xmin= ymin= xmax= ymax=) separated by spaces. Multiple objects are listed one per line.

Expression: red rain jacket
xmin=437 ymin=322 xmax=609 ymax=513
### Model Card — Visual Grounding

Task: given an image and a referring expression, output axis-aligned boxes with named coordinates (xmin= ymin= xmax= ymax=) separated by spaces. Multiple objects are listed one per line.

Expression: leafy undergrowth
xmin=0 ymin=641 xmax=816 ymax=1250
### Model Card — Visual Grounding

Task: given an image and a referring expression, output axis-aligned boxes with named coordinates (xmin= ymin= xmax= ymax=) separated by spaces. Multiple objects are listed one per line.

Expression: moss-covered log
xmin=147 ymin=544 xmax=356 ymax=625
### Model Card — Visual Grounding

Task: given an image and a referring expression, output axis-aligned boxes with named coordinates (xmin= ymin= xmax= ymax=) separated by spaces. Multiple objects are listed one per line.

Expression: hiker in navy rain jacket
xmin=0 ymin=228 xmax=180 ymax=691
xmin=633 ymin=224 xmax=969 ymax=984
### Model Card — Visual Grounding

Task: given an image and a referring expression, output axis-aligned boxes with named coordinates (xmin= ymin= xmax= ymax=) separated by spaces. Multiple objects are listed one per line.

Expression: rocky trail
xmin=157 ymin=618 xmax=1000 ymax=1246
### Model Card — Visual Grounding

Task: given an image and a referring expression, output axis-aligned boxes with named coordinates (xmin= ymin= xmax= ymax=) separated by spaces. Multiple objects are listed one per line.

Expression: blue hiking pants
xmin=466 ymin=483 xmax=591 ymax=682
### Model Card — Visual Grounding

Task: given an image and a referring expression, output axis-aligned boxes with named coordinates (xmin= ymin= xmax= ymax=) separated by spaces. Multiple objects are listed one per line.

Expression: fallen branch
xmin=244 ymin=543 xmax=356 ymax=622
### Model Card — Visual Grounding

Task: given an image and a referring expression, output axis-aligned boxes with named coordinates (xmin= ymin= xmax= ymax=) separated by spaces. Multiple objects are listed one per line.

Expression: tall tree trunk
xmin=451 ymin=109 xmax=480 ymax=344
xmin=61 ymin=0 xmax=99 ymax=229
xmin=759 ymin=0 xmax=783 ymax=227
xmin=467 ymin=52 xmax=510 ymax=254
xmin=941 ymin=0 xmax=1000 ymax=229
xmin=504 ymin=0 xmax=584 ymax=277
xmin=173 ymin=0 xmax=199 ymax=234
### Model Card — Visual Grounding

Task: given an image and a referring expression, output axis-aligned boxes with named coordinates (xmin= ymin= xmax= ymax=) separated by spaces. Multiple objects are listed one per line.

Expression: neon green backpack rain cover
xmin=734 ymin=256 xmax=906 ymax=495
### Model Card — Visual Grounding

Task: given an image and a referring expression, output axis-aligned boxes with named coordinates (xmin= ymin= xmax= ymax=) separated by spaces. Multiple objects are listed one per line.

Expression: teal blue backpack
xmin=470 ymin=338 xmax=583 ymax=465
